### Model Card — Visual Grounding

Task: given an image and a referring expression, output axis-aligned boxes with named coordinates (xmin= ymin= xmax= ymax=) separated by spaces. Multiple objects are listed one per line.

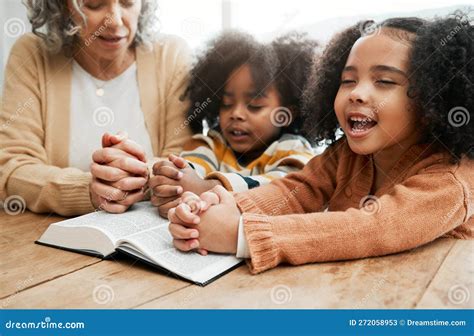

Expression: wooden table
xmin=1 ymin=210 xmax=473 ymax=309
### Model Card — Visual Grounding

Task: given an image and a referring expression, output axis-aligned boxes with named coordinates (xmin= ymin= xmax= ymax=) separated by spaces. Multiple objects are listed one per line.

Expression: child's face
xmin=219 ymin=64 xmax=283 ymax=161
xmin=334 ymin=29 xmax=422 ymax=156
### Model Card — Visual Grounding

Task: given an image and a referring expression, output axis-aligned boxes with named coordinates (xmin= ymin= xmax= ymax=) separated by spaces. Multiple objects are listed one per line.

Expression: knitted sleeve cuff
xmin=234 ymin=192 xmax=265 ymax=215
xmin=242 ymin=213 xmax=280 ymax=274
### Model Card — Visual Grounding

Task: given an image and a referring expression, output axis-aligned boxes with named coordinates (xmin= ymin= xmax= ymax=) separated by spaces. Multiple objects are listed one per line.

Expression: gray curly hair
xmin=23 ymin=0 xmax=159 ymax=55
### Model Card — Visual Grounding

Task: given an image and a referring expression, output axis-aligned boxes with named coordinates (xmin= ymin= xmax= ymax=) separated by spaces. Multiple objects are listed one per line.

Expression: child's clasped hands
xmin=167 ymin=186 xmax=241 ymax=256
xmin=149 ymin=154 xmax=222 ymax=218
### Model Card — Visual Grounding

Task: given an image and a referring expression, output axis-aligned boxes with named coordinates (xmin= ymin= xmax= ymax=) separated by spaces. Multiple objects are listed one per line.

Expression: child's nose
xmin=349 ymin=84 xmax=369 ymax=104
xmin=230 ymin=105 xmax=247 ymax=120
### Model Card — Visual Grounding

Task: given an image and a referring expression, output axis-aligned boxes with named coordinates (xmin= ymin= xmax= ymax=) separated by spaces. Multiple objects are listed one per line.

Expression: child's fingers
xmin=168 ymin=154 xmax=189 ymax=169
xmin=152 ymin=161 xmax=183 ymax=180
xmin=199 ymin=191 xmax=220 ymax=211
xmin=151 ymin=194 xmax=180 ymax=207
xmin=181 ymin=191 xmax=200 ymax=200
xmin=173 ymin=238 xmax=200 ymax=252
xmin=210 ymin=185 xmax=235 ymax=204
xmin=168 ymin=223 xmax=199 ymax=239
xmin=180 ymin=192 xmax=205 ymax=214
xmin=148 ymin=175 xmax=180 ymax=189
xmin=152 ymin=159 xmax=168 ymax=174
xmin=197 ymin=248 xmax=208 ymax=256
xmin=155 ymin=165 xmax=183 ymax=180
xmin=152 ymin=185 xmax=183 ymax=198
xmin=175 ymin=203 xmax=201 ymax=224
xmin=169 ymin=203 xmax=200 ymax=226
xmin=156 ymin=198 xmax=181 ymax=218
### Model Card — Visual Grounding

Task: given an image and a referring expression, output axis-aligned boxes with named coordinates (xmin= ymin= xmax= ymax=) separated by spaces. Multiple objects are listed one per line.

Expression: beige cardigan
xmin=0 ymin=33 xmax=192 ymax=216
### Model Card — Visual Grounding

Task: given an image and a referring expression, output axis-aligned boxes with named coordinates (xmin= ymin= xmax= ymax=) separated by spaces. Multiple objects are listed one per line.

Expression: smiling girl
xmin=166 ymin=14 xmax=473 ymax=273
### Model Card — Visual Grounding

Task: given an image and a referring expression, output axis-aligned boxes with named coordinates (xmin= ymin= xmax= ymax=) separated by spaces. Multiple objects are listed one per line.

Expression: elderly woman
xmin=0 ymin=0 xmax=192 ymax=216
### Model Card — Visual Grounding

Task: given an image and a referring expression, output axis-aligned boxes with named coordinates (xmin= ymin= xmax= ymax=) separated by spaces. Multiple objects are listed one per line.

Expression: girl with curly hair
xmin=150 ymin=31 xmax=319 ymax=217
xmin=167 ymin=12 xmax=473 ymax=273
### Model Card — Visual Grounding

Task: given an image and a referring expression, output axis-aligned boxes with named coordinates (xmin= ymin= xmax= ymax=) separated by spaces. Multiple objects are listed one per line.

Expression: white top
xmin=69 ymin=61 xmax=154 ymax=172
xmin=237 ymin=215 xmax=250 ymax=258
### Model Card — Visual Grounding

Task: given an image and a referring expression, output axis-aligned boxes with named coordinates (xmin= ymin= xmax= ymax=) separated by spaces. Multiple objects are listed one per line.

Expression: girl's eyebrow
xmin=342 ymin=65 xmax=407 ymax=77
xmin=342 ymin=66 xmax=356 ymax=73
xmin=222 ymin=91 xmax=268 ymax=98
xmin=247 ymin=91 xmax=267 ymax=99
xmin=371 ymin=65 xmax=407 ymax=77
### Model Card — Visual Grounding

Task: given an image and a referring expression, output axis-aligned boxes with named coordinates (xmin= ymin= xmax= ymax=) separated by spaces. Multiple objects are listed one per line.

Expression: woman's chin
xmin=82 ymin=39 xmax=132 ymax=59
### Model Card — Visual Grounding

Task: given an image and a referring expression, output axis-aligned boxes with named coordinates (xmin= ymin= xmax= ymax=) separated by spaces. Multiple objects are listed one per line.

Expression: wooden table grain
xmin=1 ymin=211 xmax=472 ymax=309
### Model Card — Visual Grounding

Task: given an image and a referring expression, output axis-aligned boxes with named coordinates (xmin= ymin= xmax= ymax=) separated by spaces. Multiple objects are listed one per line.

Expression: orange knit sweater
xmin=234 ymin=139 xmax=473 ymax=274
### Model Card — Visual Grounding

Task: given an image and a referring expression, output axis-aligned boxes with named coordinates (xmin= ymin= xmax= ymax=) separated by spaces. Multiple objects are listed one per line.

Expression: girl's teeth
xmin=350 ymin=117 xmax=373 ymax=122
xmin=351 ymin=120 xmax=377 ymax=132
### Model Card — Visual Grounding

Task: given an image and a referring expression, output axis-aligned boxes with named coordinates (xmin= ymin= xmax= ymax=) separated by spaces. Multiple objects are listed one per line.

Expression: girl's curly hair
xmin=301 ymin=22 xmax=361 ymax=144
xmin=271 ymin=32 xmax=320 ymax=135
xmin=184 ymin=30 xmax=319 ymax=138
xmin=410 ymin=10 xmax=473 ymax=161
xmin=302 ymin=10 xmax=473 ymax=161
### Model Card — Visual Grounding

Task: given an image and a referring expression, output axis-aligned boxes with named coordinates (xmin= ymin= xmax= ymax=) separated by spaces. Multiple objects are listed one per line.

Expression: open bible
xmin=36 ymin=202 xmax=242 ymax=286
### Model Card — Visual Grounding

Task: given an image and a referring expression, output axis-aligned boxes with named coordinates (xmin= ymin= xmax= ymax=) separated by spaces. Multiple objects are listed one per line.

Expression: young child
xmin=150 ymin=31 xmax=319 ymax=217
xmin=167 ymin=13 xmax=474 ymax=273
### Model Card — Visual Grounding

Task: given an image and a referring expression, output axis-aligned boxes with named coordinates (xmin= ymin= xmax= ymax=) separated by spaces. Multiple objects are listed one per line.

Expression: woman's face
xmin=68 ymin=0 xmax=142 ymax=60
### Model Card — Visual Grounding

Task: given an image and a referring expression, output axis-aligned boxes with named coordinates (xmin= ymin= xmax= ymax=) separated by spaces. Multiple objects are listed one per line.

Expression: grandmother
xmin=0 ymin=0 xmax=192 ymax=216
